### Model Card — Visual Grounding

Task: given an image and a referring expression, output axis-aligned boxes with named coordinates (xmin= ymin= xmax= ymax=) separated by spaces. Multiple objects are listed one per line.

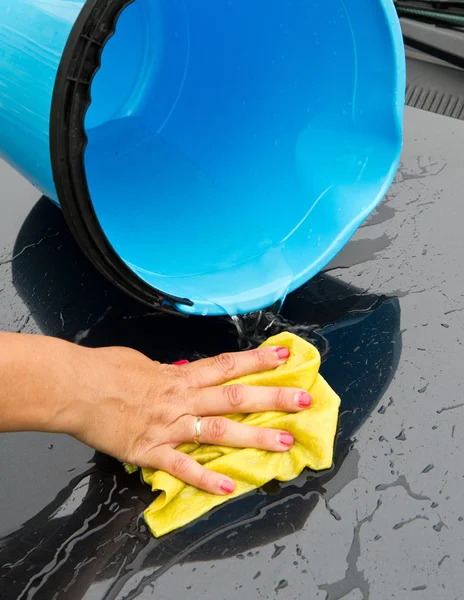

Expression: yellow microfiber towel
xmin=131 ymin=332 xmax=340 ymax=537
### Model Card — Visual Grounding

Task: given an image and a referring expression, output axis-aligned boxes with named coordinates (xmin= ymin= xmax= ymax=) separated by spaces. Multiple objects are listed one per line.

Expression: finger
xmin=177 ymin=415 xmax=296 ymax=452
xmin=184 ymin=345 xmax=291 ymax=387
xmin=192 ymin=385 xmax=312 ymax=416
xmin=151 ymin=447 xmax=236 ymax=495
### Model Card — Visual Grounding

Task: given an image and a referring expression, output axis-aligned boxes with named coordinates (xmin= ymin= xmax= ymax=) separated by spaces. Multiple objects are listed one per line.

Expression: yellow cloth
xmin=131 ymin=332 xmax=340 ymax=537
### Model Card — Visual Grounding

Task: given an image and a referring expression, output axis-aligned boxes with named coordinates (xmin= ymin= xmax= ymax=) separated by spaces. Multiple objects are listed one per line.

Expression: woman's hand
xmin=70 ymin=344 xmax=312 ymax=495
xmin=0 ymin=333 xmax=311 ymax=496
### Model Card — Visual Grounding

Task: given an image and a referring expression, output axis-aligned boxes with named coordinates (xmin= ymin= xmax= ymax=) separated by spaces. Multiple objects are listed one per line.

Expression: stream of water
xmin=228 ymin=299 xmax=329 ymax=359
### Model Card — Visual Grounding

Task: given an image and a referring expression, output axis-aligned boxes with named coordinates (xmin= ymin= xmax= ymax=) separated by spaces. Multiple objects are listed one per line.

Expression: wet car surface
xmin=1 ymin=106 xmax=463 ymax=599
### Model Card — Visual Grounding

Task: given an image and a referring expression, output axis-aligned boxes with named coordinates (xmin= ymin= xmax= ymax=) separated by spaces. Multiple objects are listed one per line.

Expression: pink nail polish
xmin=275 ymin=347 xmax=290 ymax=360
xmin=296 ymin=392 xmax=312 ymax=408
xmin=174 ymin=360 xmax=189 ymax=366
xmin=220 ymin=480 xmax=235 ymax=494
xmin=278 ymin=432 xmax=294 ymax=447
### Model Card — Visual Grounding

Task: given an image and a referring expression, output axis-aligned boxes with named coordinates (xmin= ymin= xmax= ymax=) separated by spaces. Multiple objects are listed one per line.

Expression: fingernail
xmin=174 ymin=360 xmax=189 ymax=366
xmin=295 ymin=392 xmax=312 ymax=408
xmin=275 ymin=347 xmax=290 ymax=361
xmin=277 ymin=432 xmax=294 ymax=447
xmin=220 ymin=479 xmax=235 ymax=494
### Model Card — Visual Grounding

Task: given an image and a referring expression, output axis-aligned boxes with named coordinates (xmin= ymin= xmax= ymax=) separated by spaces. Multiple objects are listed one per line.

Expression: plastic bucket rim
xmin=50 ymin=0 xmax=193 ymax=316
xmin=50 ymin=0 xmax=406 ymax=318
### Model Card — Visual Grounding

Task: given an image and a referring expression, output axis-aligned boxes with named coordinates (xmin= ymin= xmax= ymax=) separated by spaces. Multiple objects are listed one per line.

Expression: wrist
xmin=52 ymin=344 xmax=143 ymax=445
xmin=47 ymin=342 xmax=108 ymax=438
xmin=0 ymin=333 xmax=96 ymax=434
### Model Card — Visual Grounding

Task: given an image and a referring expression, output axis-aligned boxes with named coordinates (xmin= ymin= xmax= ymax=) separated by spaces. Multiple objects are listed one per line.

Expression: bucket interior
xmin=84 ymin=0 xmax=402 ymax=315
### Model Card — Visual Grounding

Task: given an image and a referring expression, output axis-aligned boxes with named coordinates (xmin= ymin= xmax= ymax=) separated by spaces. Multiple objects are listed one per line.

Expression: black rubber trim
xmin=403 ymin=35 xmax=464 ymax=70
xmin=50 ymin=0 xmax=193 ymax=316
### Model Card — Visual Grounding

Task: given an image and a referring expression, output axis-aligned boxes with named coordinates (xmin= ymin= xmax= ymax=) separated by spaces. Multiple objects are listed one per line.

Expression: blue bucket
xmin=0 ymin=0 xmax=405 ymax=316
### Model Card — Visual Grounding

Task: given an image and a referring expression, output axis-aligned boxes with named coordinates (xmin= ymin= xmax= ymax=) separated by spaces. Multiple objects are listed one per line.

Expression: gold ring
xmin=193 ymin=416 xmax=202 ymax=444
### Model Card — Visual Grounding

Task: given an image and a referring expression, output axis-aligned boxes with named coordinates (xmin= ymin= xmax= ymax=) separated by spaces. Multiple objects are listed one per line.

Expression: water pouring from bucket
xmin=0 ymin=0 xmax=405 ymax=316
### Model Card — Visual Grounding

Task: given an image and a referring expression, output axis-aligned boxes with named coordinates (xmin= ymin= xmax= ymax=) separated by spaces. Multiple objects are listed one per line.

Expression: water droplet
xmin=327 ymin=505 xmax=341 ymax=521
xmin=395 ymin=429 xmax=407 ymax=441
xmin=438 ymin=555 xmax=450 ymax=567
xmin=272 ymin=544 xmax=286 ymax=559
xmin=433 ymin=520 xmax=445 ymax=532
xmin=275 ymin=580 xmax=288 ymax=593
xmin=138 ymin=521 xmax=147 ymax=534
